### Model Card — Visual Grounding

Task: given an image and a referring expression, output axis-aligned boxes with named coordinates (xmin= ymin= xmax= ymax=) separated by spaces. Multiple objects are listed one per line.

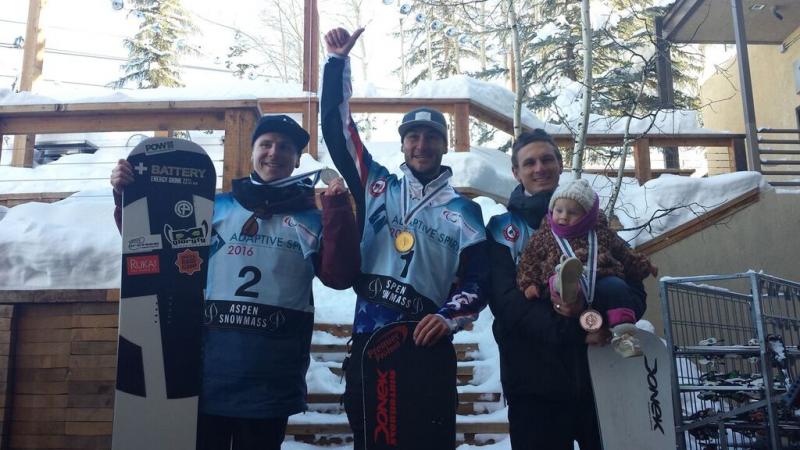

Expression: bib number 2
xmin=235 ymin=266 xmax=261 ymax=298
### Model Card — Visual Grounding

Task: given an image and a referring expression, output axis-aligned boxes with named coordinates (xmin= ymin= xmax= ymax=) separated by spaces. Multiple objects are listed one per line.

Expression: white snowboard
xmin=588 ymin=329 xmax=677 ymax=450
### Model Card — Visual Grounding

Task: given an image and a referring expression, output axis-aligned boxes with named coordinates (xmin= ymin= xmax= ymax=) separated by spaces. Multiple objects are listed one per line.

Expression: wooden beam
xmin=729 ymin=137 xmax=748 ymax=172
xmin=0 ymin=111 xmax=226 ymax=135
xmin=222 ymin=110 xmax=253 ymax=191
xmin=453 ymin=102 xmax=470 ymax=152
xmin=303 ymin=99 xmax=319 ymax=159
xmin=10 ymin=137 xmax=34 ymax=168
xmin=0 ymin=290 xmax=118 ymax=303
xmin=0 ymin=100 xmax=260 ymax=115
xmin=302 ymin=0 xmax=319 ymax=94
xmin=11 ymin=0 xmax=48 ymax=168
xmin=0 ymin=192 xmax=74 ymax=208
xmin=633 ymin=138 xmax=651 ymax=185
xmin=18 ymin=0 xmax=47 ymax=92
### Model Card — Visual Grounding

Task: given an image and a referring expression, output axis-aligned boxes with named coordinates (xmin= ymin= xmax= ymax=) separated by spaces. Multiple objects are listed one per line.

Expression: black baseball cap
xmin=398 ymin=108 xmax=447 ymax=141
xmin=251 ymin=114 xmax=310 ymax=153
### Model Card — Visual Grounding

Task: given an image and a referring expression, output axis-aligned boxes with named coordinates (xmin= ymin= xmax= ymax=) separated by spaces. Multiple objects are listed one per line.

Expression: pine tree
xmin=397 ymin=2 xmax=487 ymax=87
xmin=115 ymin=0 xmax=196 ymax=89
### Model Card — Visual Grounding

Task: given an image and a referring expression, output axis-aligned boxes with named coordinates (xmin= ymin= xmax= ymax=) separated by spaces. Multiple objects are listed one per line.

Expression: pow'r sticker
xmin=175 ymin=249 xmax=203 ymax=276
xmin=503 ymin=224 xmax=520 ymax=242
xmin=126 ymin=255 xmax=160 ymax=276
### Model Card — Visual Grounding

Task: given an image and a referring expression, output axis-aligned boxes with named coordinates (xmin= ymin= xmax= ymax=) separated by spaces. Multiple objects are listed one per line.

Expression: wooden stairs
xmin=288 ymin=323 xmax=508 ymax=447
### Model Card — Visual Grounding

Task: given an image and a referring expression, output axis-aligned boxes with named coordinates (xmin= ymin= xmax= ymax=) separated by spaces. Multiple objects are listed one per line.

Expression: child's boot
xmin=554 ymin=256 xmax=583 ymax=305
xmin=611 ymin=323 xmax=643 ymax=358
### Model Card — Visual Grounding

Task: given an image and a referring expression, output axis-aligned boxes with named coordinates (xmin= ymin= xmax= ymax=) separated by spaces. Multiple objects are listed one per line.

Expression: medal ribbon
xmin=400 ymin=177 xmax=449 ymax=227
xmin=551 ymin=230 xmax=598 ymax=306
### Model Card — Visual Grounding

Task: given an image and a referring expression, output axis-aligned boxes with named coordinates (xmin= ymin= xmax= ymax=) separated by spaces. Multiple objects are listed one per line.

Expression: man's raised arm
xmin=320 ymin=27 xmax=369 ymax=229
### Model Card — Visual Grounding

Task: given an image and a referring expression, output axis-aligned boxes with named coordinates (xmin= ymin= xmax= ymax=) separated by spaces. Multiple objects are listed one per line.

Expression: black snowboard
xmin=361 ymin=321 xmax=457 ymax=450
xmin=113 ymin=137 xmax=216 ymax=450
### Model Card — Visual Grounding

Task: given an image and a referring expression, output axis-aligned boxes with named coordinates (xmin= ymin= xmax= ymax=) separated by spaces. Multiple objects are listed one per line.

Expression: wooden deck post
xmin=633 ymin=138 xmax=652 ymax=185
xmin=11 ymin=0 xmax=47 ymax=168
xmin=302 ymin=99 xmax=319 ymax=159
xmin=223 ymin=109 xmax=257 ymax=191
xmin=728 ymin=137 xmax=748 ymax=172
xmin=453 ymin=102 xmax=470 ymax=152
xmin=302 ymin=0 xmax=319 ymax=158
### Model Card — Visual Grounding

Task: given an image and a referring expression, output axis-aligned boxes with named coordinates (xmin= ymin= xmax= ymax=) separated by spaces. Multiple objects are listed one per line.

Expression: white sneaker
xmin=555 ymin=256 xmax=583 ymax=305
xmin=611 ymin=324 xmax=642 ymax=358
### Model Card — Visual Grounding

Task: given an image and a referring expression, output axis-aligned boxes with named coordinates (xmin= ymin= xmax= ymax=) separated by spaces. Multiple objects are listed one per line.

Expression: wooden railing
xmin=1 ymin=97 xmax=747 ymax=194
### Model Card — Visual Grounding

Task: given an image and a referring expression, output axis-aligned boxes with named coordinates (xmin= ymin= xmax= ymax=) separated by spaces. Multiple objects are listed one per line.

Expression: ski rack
xmin=661 ymin=273 xmax=800 ymax=450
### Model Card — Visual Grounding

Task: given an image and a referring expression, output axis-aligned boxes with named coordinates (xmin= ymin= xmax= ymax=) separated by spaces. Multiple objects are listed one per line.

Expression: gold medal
xmin=579 ymin=308 xmax=603 ymax=332
xmin=394 ymin=231 xmax=415 ymax=253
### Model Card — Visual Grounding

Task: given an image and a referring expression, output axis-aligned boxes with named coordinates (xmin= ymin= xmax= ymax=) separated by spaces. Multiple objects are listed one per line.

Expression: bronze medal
xmin=579 ymin=308 xmax=603 ymax=332
xmin=394 ymin=230 xmax=415 ymax=253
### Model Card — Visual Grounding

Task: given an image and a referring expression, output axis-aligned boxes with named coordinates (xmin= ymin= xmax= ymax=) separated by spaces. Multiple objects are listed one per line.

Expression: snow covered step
xmin=313 ymin=322 xmax=473 ymax=337
xmin=286 ymin=411 xmax=509 ymax=444
xmin=323 ymin=363 xmax=477 ymax=385
xmin=313 ymin=323 xmax=352 ymax=338
xmin=310 ymin=342 xmax=480 ymax=361
xmin=305 ymin=392 xmax=502 ymax=415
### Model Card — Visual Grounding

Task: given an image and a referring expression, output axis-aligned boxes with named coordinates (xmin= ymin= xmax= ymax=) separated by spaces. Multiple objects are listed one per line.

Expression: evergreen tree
xmin=398 ymin=2 xmax=488 ymax=87
xmin=115 ymin=0 xmax=196 ymax=89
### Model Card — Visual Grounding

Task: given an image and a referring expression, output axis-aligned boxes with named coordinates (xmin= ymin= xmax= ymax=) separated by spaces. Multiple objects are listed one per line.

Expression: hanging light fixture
xmin=457 ymin=34 xmax=469 ymax=45
xmin=399 ymin=3 xmax=412 ymax=14
xmin=382 ymin=0 xmax=394 ymax=5
xmin=445 ymin=27 xmax=458 ymax=38
xmin=111 ymin=0 xmax=124 ymax=11
xmin=415 ymin=13 xmax=426 ymax=23
xmin=430 ymin=20 xmax=444 ymax=31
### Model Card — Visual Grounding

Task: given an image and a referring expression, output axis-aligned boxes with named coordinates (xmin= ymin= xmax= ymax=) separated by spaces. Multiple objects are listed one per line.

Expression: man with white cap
xmin=321 ymin=27 xmax=489 ymax=449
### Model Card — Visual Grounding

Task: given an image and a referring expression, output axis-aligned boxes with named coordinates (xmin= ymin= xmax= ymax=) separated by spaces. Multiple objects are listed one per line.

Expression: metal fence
xmin=661 ymin=273 xmax=800 ymax=450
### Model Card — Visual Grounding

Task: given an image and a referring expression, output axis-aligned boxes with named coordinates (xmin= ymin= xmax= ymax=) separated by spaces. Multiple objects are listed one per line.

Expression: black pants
xmin=342 ymin=334 xmax=369 ymax=450
xmin=197 ymin=413 xmax=288 ymax=450
xmin=592 ymin=276 xmax=648 ymax=326
xmin=507 ymin=394 xmax=602 ymax=450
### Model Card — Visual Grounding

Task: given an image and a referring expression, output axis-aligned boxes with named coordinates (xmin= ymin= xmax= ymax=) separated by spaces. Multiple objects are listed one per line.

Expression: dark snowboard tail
xmin=361 ymin=321 xmax=457 ymax=450
xmin=113 ymin=137 xmax=216 ymax=450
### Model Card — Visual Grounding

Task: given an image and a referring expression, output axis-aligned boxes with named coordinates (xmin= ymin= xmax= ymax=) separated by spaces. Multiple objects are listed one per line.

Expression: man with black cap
xmin=321 ymin=27 xmax=489 ymax=449
xmin=109 ymin=115 xmax=360 ymax=450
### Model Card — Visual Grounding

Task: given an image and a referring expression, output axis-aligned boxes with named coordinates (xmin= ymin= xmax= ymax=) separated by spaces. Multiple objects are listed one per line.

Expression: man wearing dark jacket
xmin=110 ymin=115 xmax=360 ymax=450
xmin=487 ymin=129 xmax=617 ymax=450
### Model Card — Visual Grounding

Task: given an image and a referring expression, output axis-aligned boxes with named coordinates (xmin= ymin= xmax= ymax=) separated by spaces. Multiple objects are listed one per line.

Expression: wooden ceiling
xmin=663 ymin=0 xmax=800 ymax=44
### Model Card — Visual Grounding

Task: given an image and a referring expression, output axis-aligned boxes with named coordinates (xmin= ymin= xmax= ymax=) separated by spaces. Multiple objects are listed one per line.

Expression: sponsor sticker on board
xmin=126 ymin=255 xmax=160 ymax=275
xmin=175 ymin=249 xmax=203 ymax=276
xmin=126 ymin=235 xmax=163 ymax=254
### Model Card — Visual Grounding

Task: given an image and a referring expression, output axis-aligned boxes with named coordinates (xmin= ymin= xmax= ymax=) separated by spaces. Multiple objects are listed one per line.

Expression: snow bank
xmin=548 ymin=78 xmax=712 ymax=134
xmin=0 ymin=143 xmax=769 ymax=290
xmin=406 ymin=75 xmax=550 ymax=131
